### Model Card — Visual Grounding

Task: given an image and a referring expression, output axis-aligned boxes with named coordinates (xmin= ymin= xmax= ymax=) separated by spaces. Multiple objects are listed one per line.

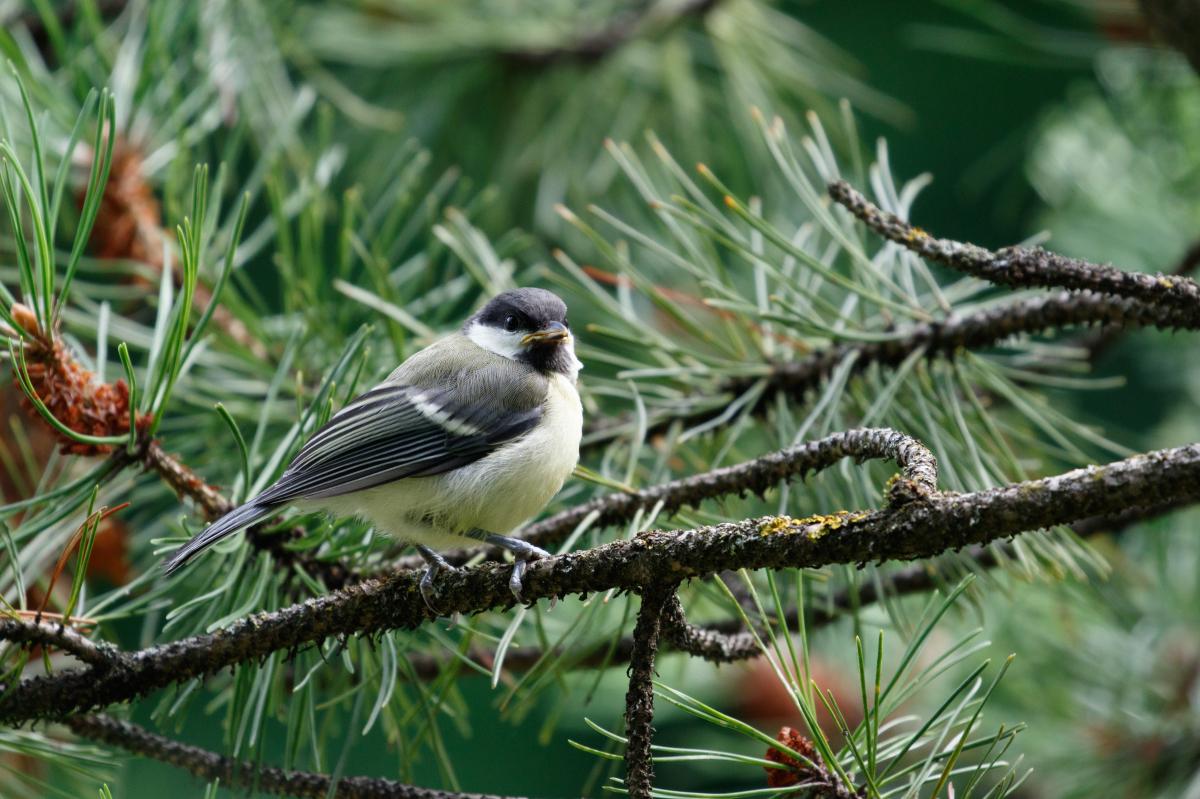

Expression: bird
xmin=163 ymin=287 xmax=583 ymax=610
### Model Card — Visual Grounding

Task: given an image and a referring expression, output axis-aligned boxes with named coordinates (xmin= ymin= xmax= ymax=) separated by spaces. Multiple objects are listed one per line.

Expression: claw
xmin=484 ymin=534 xmax=551 ymax=604
xmin=509 ymin=559 xmax=528 ymax=601
xmin=415 ymin=544 xmax=455 ymax=615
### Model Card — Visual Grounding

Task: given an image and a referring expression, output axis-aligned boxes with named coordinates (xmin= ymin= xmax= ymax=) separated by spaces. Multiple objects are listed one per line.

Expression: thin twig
xmin=624 ymin=582 xmax=676 ymax=799
xmin=828 ymin=179 xmax=1200 ymax=311
xmin=142 ymin=440 xmax=352 ymax=588
xmin=65 ymin=714 xmax=523 ymax=799
xmin=5 ymin=435 xmax=1200 ymax=724
xmin=0 ymin=617 xmax=122 ymax=669
xmin=582 ymin=290 xmax=1200 ymax=451
xmin=660 ymin=594 xmax=759 ymax=662
xmin=1082 ymin=237 xmax=1200 ymax=359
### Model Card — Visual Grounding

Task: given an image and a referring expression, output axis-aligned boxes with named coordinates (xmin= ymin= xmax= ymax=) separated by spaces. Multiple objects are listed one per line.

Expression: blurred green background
xmin=5 ymin=0 xmax=1200 ymax=796
xmin=125 ymin=1 xmax=1179 ymax=795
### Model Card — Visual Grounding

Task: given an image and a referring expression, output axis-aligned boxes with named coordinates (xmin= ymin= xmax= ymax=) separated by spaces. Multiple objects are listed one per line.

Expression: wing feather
xmin=258 ymin=384 xmax=540 ymax=502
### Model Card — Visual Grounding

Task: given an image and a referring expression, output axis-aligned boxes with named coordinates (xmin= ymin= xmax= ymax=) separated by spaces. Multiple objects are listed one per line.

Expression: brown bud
xmin=11 ymin=303 xmax=39 ymax=337
xmin=765 ymin=726 xmax=821 ymax=788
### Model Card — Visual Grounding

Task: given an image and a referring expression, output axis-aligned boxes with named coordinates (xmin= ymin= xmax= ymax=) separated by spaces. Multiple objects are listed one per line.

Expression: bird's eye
xmin=503 ymin=315 xmax=519 ymax=332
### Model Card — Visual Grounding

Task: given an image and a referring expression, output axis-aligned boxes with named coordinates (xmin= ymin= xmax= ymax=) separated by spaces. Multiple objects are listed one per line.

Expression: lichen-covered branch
xmin=481 ymin=496 xmax=1194 ymax=679
xmin=583 ymin=290 xmax=1200 ymax=451
xmin=828 ymin=179 xmax=1200 ymax=313
xmin=387 ymin=427 xmax=935 ymax=572
xmin=66 ymin=714 xmax=521 ymax=799
xmin=1083 ymin=237 xmax=1200 ymax=359
xmin=4 ymin=435 xmax=1200 ymax=724
xmin=0 ymin=618 xmax=122 ymax=669
xmin=623 ymin=582 xmax=676 ymax=799
xmin=531 ymin=427 xmax=935 ymax=550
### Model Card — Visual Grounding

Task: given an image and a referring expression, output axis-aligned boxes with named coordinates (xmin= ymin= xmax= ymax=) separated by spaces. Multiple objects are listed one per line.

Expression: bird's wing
xmin=257 ymin=379 xmax=541 ymax=503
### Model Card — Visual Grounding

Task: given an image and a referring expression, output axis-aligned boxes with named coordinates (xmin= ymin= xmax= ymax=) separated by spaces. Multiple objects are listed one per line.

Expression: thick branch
xmin=828 ymin=179 xmax=1200 ymax=313
xmin=387 ymin=427 xmax=935 ymax=573
xmin=583 ymin=290 xmax=1200 ymax=451
xmin=531 ymin=427 xmax=934 ymax=551
xmin=4 ymin=435 xmax=1200 ymax=724
xmin=624 ymin=583 xmax=676 ymax=799
xmin=484 ymin=496 xmax=1194 ymax=678
xmin=66 ymin=714 xmax=520 ymax=799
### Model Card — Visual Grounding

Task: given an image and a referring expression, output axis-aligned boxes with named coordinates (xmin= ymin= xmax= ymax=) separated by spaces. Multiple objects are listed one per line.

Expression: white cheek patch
xmin=466 ymin=321 xmax=524 ymax=359
xmin=467 ymin=320 xmax=584 ymax=381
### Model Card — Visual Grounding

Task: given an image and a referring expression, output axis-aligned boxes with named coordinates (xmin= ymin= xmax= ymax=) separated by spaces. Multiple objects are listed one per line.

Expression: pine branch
xmin=406 ymin=488 xmax=1167 ymax=684
xmin=1082 ymin=237 xmax=1200 ymax=359
xmin=0 ymin=428 xmax=930 ymax=722
xmin=584 ymin=290 xmax=1200 ymax=449
xmin=396 ymin=592 xmax=760 ymax=680
xmin=584 ymin=182 xmax=1200 ymax=451
xmin=660 ymin=594 xmax=759 ymax=662
xmin=388 ymin=426 xmax=938 ymax=573
xmin=653 ymin=495 xmax=1193 ymax=668
xmin=465 ymin=495 xmax=1194 ymax=680
xmin=0 ymin=617 xmax=120 ymax=669
xmin=5 ymin=432 xmax=1200 ymax=724
xmin=827 ymin=179 xmax=1200 ymax=310
xmin=65 ymin=714 xmax=522 ymax=799
xmin=623 ymin=582 xmax=676 ymax=799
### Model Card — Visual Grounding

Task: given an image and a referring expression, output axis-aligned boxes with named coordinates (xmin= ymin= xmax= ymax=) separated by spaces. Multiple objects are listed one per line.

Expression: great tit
xmin=163 ymin=288 xmax=583 ymax=608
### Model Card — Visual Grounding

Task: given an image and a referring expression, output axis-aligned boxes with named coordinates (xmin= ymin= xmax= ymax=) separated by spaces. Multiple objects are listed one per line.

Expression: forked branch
xmin=5 ymin=433 xmax=1200 ymax=725
xmin=623 ymin=583 xmax=677 ymax=799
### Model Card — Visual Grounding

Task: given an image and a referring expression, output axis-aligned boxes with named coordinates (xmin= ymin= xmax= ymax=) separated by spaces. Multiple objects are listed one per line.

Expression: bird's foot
xmin=484 ymin=534 xmax=551 ymax=604
xmin=415 ymin=544 xmax=456 ymax=615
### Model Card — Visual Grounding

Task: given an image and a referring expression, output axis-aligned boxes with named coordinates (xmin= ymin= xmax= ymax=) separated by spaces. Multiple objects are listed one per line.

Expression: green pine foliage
xmin=0 ymin=2 xmax=1193 ymax=797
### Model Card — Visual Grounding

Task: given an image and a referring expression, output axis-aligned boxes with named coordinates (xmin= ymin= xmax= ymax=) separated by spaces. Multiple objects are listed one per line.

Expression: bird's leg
xmin=415 ymin=544 xmax=455 ymax=615
xmin=482 ymin=533 xmax=551 ymax=603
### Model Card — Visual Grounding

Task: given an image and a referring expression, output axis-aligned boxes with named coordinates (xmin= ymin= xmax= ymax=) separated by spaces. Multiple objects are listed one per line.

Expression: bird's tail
xmin=163 ymin=500 xmax=276 ymax=575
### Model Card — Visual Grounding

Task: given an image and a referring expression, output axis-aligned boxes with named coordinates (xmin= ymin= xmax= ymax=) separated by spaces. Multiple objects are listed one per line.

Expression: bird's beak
xmin=522 ymin=321 xmax=570 ymax=346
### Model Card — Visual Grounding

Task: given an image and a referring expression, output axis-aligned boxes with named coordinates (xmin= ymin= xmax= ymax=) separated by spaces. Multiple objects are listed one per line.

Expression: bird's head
xmin=464 ymin=288 xmax=582 ymax=379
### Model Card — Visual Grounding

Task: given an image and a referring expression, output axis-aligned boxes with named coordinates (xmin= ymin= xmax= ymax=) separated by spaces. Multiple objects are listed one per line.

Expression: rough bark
xmin=3 ymin=437 xmax=1199 ymax=725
